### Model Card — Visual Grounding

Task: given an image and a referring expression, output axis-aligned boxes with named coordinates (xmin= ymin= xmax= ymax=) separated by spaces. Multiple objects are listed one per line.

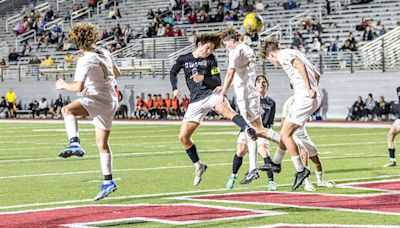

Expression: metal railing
xmin=258 ymin=25 xmax=282 ymax=45
xmin=15 ymin=29 xmax=36 ymax=49
xmin=168 ymin=44 xmax=195 ymax=65
xmin=6 ymin=1 xmax=50 ymax=32
xmin=43 ymin=18 xmax=64 ymax=31
xmin=0 ymin=41 xmax=8 ymax=59
xmin=70 ymin=6 xmax=91 ymax=27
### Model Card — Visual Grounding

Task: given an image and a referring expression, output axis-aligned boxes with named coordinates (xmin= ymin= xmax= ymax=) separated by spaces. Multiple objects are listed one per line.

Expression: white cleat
xmin=317 ymin=181 xmax=336 ymax=188
xmin=304 ymin=183 xmax=316 ymax=192
xmin=193 ymin=163 xmax=207 ymax=186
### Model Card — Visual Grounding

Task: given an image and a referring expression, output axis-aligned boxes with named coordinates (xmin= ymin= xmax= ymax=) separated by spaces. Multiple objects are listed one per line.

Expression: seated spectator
xmin=157 ymin=23 xmax=166 ymax=37
xmin=165 ymin=24 xmax=175 ymax=37
xmin=54 ymin=94 xmax=63 ymax=118
xmin=88 ymin=0 xmax=97 ymax=10
xmin=326 ymin=40 xmax=338 ymax=52
xmin=362 ymin=26 xmax=376 ymax=41
xmin=202 ymin=0 xmax=210 ymax=13
xmin=8 ymin=49 xmax=20 ymax=62
xmin=214 ymin=5 xmax=224 ymax=22
xmin=0 ymin=97 xmax=8 ymax=118
xmin=180 ymin=94 xmax=190 ymax=115
xmin=198 ymin=10 xmax=210 ymax=23
xmin=379 ymin=24 xmax=387 ymax=36
xmin=134 ymin=96 xmax=146 ymax=119
xmin=21 ymin=43 xmax=32 ymax=57
xmin=164 ymin=14 xmax=175 ymax=26
xmin=64 ymin=53 xmax=74 ymax=66
xmin=0 ymin=59 xmax=6 ymax=68
xmin=28 ymin=55 xmax=41 ymax=64
xmin=310 ymin=38 xmax=321 ymax=52
xmin=37 ymin=97 xmax=49 ymax=118
xmin=292 ymin=33 xmax=303 ymax=49
xmin=187 ymin=11 xmax=197 ymax=24
xmin=376 ymin=96 xmax=389 ymax=120
xmin=147 ymin=9 xmax=155 ymax=19
xmin=45 ymin=7 xmax=54 ymax=21
xmin=255 ymin=0 xmax=265 ymax=11
xmin=242 ymin=0 xmax=255 ymax=13
xmin=340 ymin=40 xmax=357 ymax=52
xmin=364 ymin=93 xmax=376 ymax=120
xmin=115 ymin=3 xmax=121 ymax=18
xmin=170 ymin=0 xmax=179 ymax=11
xmin=347 ymin=96 xmax=365 ymax=120
xmin=40 ymin=55 xmax=54 ymax=67
xmin=174 ymin=27 xmax=183 ymax=37
xmin=108 ymin=7 xmax=116 ymax=19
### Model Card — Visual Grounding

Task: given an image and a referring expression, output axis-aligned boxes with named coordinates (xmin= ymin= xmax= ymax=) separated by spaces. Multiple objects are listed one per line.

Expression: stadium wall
xmin=1 ymin=71 xmax=399 ymax=119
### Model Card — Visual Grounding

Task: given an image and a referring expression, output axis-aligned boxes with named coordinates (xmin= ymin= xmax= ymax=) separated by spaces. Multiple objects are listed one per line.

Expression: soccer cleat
xmin=226 ymin=174 xmax=238 ymax=190
xmin=258 ymin=162 xmax=281 ymax=173
xmin=268 ymin=181 xmax=277 ymax=191
xmin=316 ymin=181 xmax=336 ymax=188
xmin=304 ymin=182 xmax=316 ymax=192
xmin=240 ymin=169 xmax=260 ymax=185
xmin=246 ymin=127 xmax=258 ymax=141
xmin=383 ymin=161 xmax=396 ymax=167
xmin=193 ymin=163 xmax=207 ymax=186
xmin=94 ymin=181 xmax=117 ymax=201
xmin=58 ymin=145 xmax=85 ymax=158
xmin=292 ymin=168 xmax=311 ymax=190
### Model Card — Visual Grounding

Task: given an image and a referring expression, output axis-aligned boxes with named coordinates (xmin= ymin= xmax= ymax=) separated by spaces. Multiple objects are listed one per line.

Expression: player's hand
xmin=217 ymin=93 xmax=225 ymax=108
xmin=173 ymin=89 xmax=181 ymax=99
xmin=308 ymin=88 xmax=316 ymax=99
xmin=213 ymin=86 xmax=223 ymax=94
xmin=190 ymin=73 xmax=204 ymax=83
xmin=55 ymin=79 xmax=66 ymax=90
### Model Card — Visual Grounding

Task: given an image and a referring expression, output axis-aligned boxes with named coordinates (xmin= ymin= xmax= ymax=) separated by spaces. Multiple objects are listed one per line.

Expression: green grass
xmin=0 ymin=122 xmax=399 ymax=227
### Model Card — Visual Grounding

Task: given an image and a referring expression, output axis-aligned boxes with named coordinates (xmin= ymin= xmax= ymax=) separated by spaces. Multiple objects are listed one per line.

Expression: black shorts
xmin=8 ymin=102 xmax=14 ymax=110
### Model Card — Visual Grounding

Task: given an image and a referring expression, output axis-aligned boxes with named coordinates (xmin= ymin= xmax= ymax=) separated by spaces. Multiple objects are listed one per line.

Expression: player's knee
xmin=96 ymin=140 xmax=109 ymax=151
xmin=178 ymin=134 xmax=189 ymax=144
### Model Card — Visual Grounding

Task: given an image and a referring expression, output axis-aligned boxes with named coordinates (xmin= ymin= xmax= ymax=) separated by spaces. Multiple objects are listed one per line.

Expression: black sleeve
xmin=170 ymin=56 xmax=183 ymax=90
xmin=268 ymin=100 xmax=276 ymax=126
xmin=202 ymin=55 xmax=221 ymax=88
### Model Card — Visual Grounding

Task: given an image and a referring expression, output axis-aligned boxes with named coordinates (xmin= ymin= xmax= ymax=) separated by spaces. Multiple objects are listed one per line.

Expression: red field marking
xmin=344 ymin=179 xmax=400 ymax=191
xmin=0 ymin=204 xmax=277 ymax=227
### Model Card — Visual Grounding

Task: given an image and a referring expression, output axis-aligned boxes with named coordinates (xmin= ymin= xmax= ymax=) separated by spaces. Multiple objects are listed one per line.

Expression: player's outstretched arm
xmin=170 ymin=57 xmax=183 ymax=98
xmin=55 ymin=79 xmax=84 ymax=92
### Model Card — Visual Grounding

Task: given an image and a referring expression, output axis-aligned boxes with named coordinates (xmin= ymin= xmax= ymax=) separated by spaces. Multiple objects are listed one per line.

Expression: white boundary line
xmin=254 ymin=224 xmax=400 ymax=228
xmin=174 ymin=187 xmax=400 ymax=216
xmin=0 ymin=119 xmax=392 ymax=128
xmin=2 ymin=175 xmax=400 ymax=211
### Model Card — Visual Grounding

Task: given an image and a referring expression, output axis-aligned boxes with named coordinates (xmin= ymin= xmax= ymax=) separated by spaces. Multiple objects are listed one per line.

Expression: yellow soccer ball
xmin=243 ymin=13 xmax=264 ymax=34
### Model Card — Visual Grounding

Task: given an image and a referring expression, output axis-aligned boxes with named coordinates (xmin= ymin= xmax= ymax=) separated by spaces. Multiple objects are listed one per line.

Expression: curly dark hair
xmin=259 ymin=37 xmax=280 ymax=60
xmin=255 ymin=74 xmax=269 ymax=87
xmin=194 ymin=32 xmax=222 ymax=49
xmin=219 ymin=27 xmax=242 ymax=42
xmin=68 ymin=22 xmax=98 ymax=51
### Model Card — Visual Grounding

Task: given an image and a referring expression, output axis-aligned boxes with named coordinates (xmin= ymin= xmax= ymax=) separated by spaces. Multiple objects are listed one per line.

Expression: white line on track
xmin=1 ymin=174 xmax=399 ymax=211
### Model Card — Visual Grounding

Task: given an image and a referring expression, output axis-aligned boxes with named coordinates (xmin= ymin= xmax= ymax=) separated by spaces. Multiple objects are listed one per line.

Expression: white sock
xmin=64 ymin=115 xmax=79 ymax=145
xmin=273 ymin=147 xmax=286 ymax=164
xmin=231 ymin=173 xmax=237 ymax=178
xmin=247 ymin=140 xmax=257 ymax=171
xmin=390 ymin=158 xmax=397 ymax=162
xmin=100 ymin=152 xmax=112 ymax=183
xmin=305 ymin=176 xmax=312 ymax=185
xmin=267 ymin=130 xmax=280 ymax=144
xmin=291 ymin=155 xmax=305 ymax=172
xmin=315 ymin=171 xmax=323 ymax=183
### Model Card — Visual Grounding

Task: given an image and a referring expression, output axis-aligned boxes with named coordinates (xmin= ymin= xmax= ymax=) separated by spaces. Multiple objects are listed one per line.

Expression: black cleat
xmin=240 ymin=169 xmax=260 ymax=185
xmin=246 ymin=127 xmax=257 ymax=141
xmin=58 ymin=145 xmax=85 ymax=158
xmin=292 ymin=168 xmax=311 ymax=190
xmin=258 ymin=162 xmax=281 ymax=173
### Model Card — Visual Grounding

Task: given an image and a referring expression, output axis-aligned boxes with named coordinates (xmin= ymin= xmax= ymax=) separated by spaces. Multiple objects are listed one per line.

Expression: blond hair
xmin=68 ymin=22 xmax=98 ymax=51
xmin=194 ymin=32 xmax=222 ymax=49
xmin=219 ymin=27 xmax=242 ymax=42
xmin=259 ymin=37 xmax=280 ymax=60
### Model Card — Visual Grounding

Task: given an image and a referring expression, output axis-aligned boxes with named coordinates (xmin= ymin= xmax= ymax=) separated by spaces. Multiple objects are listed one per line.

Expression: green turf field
xmin=0 ymin=122 xmax=399 ymax=227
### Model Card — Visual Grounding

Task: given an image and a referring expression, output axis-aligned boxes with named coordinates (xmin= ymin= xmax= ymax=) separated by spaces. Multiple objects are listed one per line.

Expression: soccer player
xmin=217 ymin=27 xmax=281 ymax=184
xmin=55 ymin=22 xmax=120 ymax=201
xmin=170 ymin=32 xmax=258 ymax=186
xmin=226 ymin=75 xmax=277 ymax=191
xmin=259 ymin=37 xmax=321 ymax=190
xmin=385 ymin=118 xmax=399 ymax=167
xmin=279 ymin=89 xmax=335 ymax=191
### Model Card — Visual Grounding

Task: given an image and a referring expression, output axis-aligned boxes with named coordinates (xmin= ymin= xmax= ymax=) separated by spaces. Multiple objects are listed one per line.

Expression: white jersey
xmin=74 ymin=48 xmax=118 ymax=98
xmin=277 ymin=49 xmax=320 ymax=97
xmin=282 ymin=95 xmax=294 ymax=118
xmin=228 ymin=43 xmax=258 ymax=102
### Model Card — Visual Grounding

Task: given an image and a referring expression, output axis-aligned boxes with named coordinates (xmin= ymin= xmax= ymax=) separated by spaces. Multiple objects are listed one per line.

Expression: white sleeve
xmin=277 ymin=50 xmax=297 ymax=68
xmin=228 ymin=51 xmax=235 ymax=69
xmin=74 ymin=58 xmax=90 ymax=82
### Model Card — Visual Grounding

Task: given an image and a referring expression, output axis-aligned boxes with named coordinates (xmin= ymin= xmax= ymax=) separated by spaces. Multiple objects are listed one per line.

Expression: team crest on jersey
xmin=185 ymin=60 xmax=208 ymax=69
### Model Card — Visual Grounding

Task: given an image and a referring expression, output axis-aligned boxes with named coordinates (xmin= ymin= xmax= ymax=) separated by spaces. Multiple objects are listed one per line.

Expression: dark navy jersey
xmin=260 ymin=95 xmax=276 ymax=129
xmin=170 ymin=53 xmax=221 ymax=103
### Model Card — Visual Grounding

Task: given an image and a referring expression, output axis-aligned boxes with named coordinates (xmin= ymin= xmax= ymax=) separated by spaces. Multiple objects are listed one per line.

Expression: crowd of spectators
xmin=347 ymin=93 xmax=396 ymax=121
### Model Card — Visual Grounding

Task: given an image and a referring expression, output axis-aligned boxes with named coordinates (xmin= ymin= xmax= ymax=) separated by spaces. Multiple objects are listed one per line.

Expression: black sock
xmin=186 ymin=144 xmax=200 ymax=163
xmin=232 ymin=114 xmax=249 ymax=131
xmin=104 ymin=174 xmax=112 ymax=181
xmin=69 ymin=137 xmax=80 ymax=145
xmin=389 ymin=148 xmax=396 ymax=159
xmin=264 ymin=157 xmax=274 ymax=181
xmin=232 ymin=155 xmax=243 ymax=174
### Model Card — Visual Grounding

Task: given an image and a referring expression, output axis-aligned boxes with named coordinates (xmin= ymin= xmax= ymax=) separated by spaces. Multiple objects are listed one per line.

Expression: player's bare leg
xmin=310 ymin=155 xmax=335 ymax=187
xmin=384 ymin=126 xmax=397 ymax=167
xmin=281 ymin=121 xmax=310 ymax=190
xmin=59 ymin=102 xmax=88 ymax=158
xmin=178 ymin=121 xmax=207 ymax=186
xmin=227 ymin=143 xmax=247 ymax=189
xmin=299 ymin=146 xmax=315 ymax=192
xmin=94 ymin=127 xmax=117 ymax=201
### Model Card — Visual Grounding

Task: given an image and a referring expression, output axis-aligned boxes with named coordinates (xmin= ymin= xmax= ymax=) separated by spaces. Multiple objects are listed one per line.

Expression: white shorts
xmin=237 ymin=131 xmax=270 ymax=147
xmin=183 ymin=94 xmax=219 ymax=123
xmin=293 ymin=127 xmax=319 ymax=157
xmin=286 ymin=95 xmax=321 ymax=126
xmin=77 ymin=95 xmax=118 ymax=130
xmin=236 ymin=96 xmax=264 ymax=123
xmin=393 ymin=119 xmax=400 ymax=132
